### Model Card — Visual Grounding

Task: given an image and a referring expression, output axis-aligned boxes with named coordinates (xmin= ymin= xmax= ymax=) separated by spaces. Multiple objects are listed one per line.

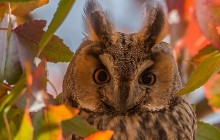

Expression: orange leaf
xmin=166 ymin=0 xmax=194 ymax=45
xmin=10 ymin=0 xmax=49 ymax=16
xmin=24 ymin=61 xmax=33 ymax=89
xmin=34 ymin=105 xmax=78 ymax=140
xmin=84 ymin=130 xmax=114 ymax=140
xmin=204 ymin=74 xmax=220 ymax=111
xmin=0 ymin=3 xmax=7 ymax=21
xmin=47 ymin=105 xmax=79 ymax=123
xmin=0 ymin=0 xmax=48 ymax=17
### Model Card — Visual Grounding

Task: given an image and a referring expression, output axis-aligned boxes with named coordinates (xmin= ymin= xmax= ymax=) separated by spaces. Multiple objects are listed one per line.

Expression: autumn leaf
xmin=191 ymin=45 xmax=217 ymax=64
xmin=14 ymin=19 xmax=73 ymax=63
xmin=62 ymin=115 xmax=97 ymax=138
xmin=195 ymin=0 xmax=220 ymax=50
xmin=0 ymin=0 xmax=32 ymax=2
xmin=14 ymin=109 xmax=33 ymax=140
xmin=209 ymin=94 xmax=220 ymax=109
xmin=166 ymin=0 xmax=211 ymax=56
xmin=29 ymin=59 xmax=47 ymax=111
xmin=0 ymin=14 xmax=26 ymax=84
xmin=0 ymin=120 xmax=17 ymax=140
xmin=0 ymin=15 xmax=73 ymax=84
xmin=0 ymin=74 xmax=26 ymax=112
xmin=33 ymin=105 xmax=78 ymax=140
xmin=0 ymin=0 xmax=48 ymax=17
xmin=15 ymin=60 xmax=47 ymax=112
xmin=84 ymin=130 xmax=114 ymax=140
xmin=0 ymin=83 xmax=11 ymax=104
xmin=204 ymin=74 xmax=220 ymax=110
xmin=166 ymin=0 xmax=193 ymax=46
xmin=196 ymin=121 xmax=220 ymax=140
xmin=177 ymin=51 xmax=220 ymax=96
xmin=0 ymin=3 xmax=7 ymax=21
xmin=37 ymin=0 xmax=75 ymax=57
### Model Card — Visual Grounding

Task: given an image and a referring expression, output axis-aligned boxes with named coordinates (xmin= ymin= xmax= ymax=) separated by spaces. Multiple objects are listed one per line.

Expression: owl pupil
xmin=141 ymin=72 xmax=155 ymax=85
xmin=93 ymin=69 xmax=110 ymax=84
xmin=98 ymin=71 xmax=107 ymax=82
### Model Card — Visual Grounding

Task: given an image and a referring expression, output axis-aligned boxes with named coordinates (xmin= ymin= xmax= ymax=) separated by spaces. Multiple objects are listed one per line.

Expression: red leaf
xmin=176 ymin=15 xmax=210 ymax=56
xmin=13 ymin=20 xmax=73 ymax=63
xmin=195 ymin=0 xmax=220 ymax=50
xmin=0 ymin=17 xmax=72 ymax=84
xmin=15 ymin=59 xmax=47 ymax=112
xmin=166 ymin=0 xmax=193 ymax=46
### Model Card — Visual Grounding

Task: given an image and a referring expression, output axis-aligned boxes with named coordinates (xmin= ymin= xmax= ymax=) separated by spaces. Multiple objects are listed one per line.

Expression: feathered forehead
xmin=83 ymin=0 xmax=167 ymax=49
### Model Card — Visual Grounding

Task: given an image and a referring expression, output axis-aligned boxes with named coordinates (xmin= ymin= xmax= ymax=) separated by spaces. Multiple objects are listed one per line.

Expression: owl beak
xmin=118 ymin=81 xmax=130 ymax=114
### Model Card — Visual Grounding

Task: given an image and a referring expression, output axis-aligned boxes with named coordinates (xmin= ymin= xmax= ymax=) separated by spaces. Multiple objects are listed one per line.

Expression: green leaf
xmin=0 ymin=121 xmax=17 ymax=140
xmin=0 ymin=106 xmax=21 ymax=138
xmin=0 ymin=74 xmax=26 ymax=112
xmin=191 ymin=45 xmax=217 ymax=64
xmin=196 ymin=121 xmax=220 ymax=140
xmin=37 ymin=0 xmax=75 ymax=57
xmin=177 ymin=51 xmax=220 ymax=96
xmin=14 ymin=109 xmax=33 ymax=140
xmin=62 ymin=115 xmax=97 ymax=138
xmin=209 ymin=94 xmax=220 ymax=108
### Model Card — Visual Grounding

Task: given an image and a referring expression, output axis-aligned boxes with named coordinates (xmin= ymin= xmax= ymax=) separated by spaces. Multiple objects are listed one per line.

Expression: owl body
xmin=63 ymin=0 xmax=196 ymax=139
xmin=79 ymin=96 xmax=195 ymax=140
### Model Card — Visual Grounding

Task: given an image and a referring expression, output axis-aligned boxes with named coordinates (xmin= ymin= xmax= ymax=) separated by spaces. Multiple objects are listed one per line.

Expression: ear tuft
xmin=136 ymin=2 xmax=168 ymax=48
xmin=83 ymin=0 xmax=116 ymax=44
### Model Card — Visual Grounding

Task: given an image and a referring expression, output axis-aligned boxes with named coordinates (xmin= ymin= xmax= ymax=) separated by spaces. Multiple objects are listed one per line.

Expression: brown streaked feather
xmin=136 ymin=3 xmax=167 ymax=47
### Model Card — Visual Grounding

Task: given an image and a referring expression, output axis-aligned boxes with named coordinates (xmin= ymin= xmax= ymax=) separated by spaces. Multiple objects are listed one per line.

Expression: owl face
xmin=63 ymin=0 xmax=182 ymax=115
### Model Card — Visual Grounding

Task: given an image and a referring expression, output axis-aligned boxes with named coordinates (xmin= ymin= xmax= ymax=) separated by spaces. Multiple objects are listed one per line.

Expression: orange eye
xmin=139 ymin=71 xmax=156 ymax=85
xmin=93 ymin=69 xmax=110 ymax=84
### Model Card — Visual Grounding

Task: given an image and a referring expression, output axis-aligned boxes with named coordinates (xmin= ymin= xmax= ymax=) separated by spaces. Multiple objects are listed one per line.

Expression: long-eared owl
xmin=63 ymin=0 xmax=196 ymax=139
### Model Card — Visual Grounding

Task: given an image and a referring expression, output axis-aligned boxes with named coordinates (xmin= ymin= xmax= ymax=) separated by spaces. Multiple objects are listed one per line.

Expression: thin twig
xmin=47 ymin=79 xmax=59 ymax=97
xmin=0 ymin=28 xmax=11 ymax=30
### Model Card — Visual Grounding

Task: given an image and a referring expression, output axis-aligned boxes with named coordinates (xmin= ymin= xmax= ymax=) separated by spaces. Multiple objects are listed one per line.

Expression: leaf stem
xmin=3 ymin=109 xmax=12 ymax=140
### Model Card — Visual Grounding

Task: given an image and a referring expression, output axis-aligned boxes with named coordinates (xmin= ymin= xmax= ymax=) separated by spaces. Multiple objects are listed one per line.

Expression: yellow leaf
xmin=10 ymin=0 xmax=49 ymax=16
xmin=84 ymin=130 xmax=114 ymax=140
xmin=34 ymin=105 xmax=78 ymax=140
xmin=14 ymin=109 xmax=33 ymax=140
xmin=209 ymin=94 xmax=220 ymax=109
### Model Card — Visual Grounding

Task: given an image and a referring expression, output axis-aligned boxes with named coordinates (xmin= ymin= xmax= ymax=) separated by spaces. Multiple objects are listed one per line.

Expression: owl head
xmin=63 ymin=0 xmax=182 ymax=115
